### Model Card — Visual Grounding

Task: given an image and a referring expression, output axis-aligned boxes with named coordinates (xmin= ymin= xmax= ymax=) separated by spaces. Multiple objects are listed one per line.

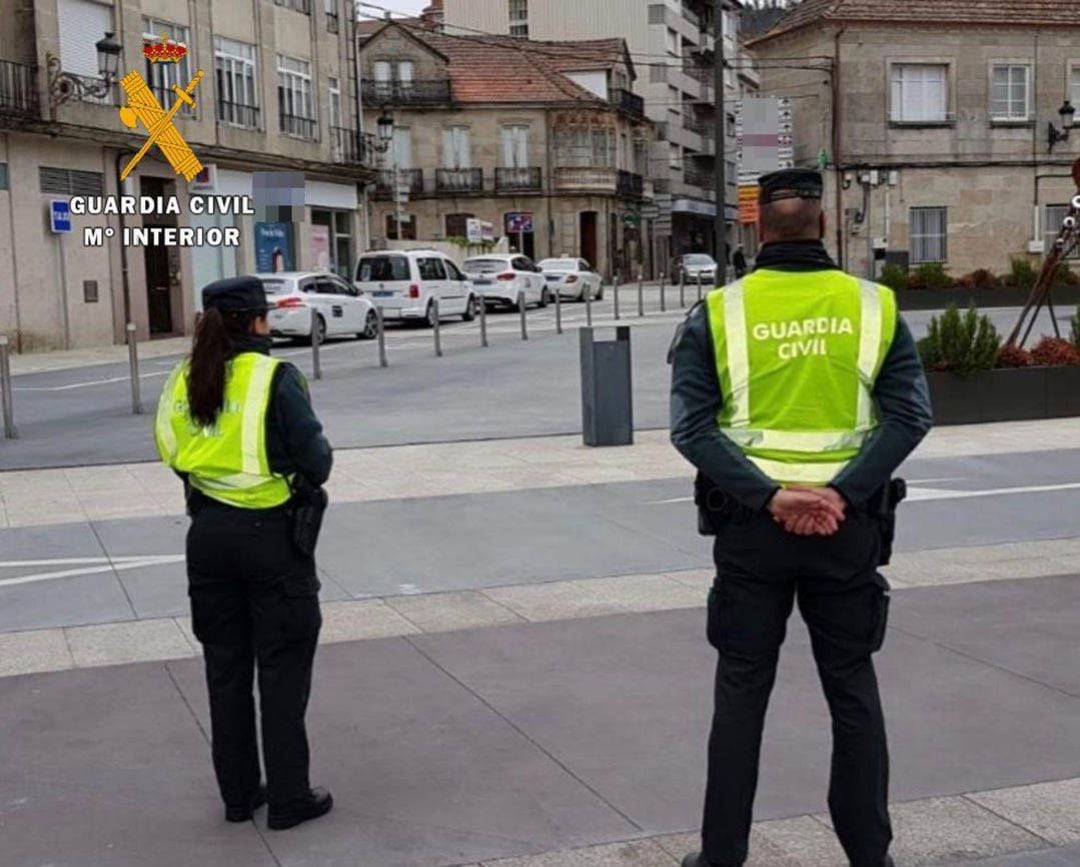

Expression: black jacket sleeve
xmin=831 ymin=317 xmax=933 ymax=506
xmin=669 ymin=305 xmax=780 ymax=511
xmin=266 ymin=363 xmax=333 ymax=487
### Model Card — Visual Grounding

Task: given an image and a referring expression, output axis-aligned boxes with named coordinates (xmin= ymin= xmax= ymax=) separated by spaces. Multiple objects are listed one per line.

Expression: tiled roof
xmin=526 ymin=38 xmax=634 ymax=78
xmin=748 ymin=0 xmax=1080 ymax=44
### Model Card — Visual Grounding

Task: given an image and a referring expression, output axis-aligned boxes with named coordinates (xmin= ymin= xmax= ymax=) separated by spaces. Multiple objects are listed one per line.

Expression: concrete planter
xmin=897 ymin=285 xmax=1080 ymax=310
xmin=927 ymin=366 xmax=1080 ymax=425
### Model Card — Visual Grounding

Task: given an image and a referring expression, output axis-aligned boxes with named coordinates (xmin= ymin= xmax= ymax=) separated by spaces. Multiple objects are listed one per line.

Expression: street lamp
xmin=1048 ymin=99 xmax=1076 ymax=153
xmin=376 ymin=112 xmax=395 ymax=149
xmin=47 ymin=30 xmax=124 ymax=109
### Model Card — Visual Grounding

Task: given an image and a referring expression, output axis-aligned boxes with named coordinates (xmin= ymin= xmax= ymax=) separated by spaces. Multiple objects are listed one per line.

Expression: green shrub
xmin=878 ymin=263 xmax=908 ymax=293
xmin=1007 ymin=257 xmax=1037 ymax=290
xmin=918 ymin=304 xmax=1001 ymax=376
xmin=915 ymin=262 xmax=951 ymax=291
xmin=1053 ymin=261 xmax=1080 ymax=287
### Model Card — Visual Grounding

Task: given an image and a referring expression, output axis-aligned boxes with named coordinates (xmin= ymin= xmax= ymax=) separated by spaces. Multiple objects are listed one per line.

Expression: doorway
xmin=579 ymin=211 xmax=597 ymax=268
xmin=141 ymin=177 xmax=179 ymax=335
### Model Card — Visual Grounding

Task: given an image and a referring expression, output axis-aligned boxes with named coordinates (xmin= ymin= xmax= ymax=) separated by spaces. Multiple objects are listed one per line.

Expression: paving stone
xmin=970 ymin=778 xmax=1080 ymax=846
xmin=387 ymin=590 xmax=526 ymax=633
xmin=582 ymin=574 xmax=705 ymax=613
xmin=0 ymin=628 xmax=73 ymax=677
xmin=664 ymin=570 xmax=714 ymax=591
xmin=484 ymin=580 xmax=627 ymax=622
xmin=755 ymin=816 xmax=848 ymax=866
xmin=482 ymin=838 xmax=677 ymax=866
xmin=319 ymin=599 xmax=420 ymax=642
xmin=65 ymin=618 xmax=195 ymax=668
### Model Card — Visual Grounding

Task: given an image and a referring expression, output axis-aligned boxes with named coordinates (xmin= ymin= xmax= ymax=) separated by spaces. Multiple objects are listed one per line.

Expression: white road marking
xmin=0 ymin=555 xmax=185 ymax=588
xmin=14 ymin=371 xmax=172 ymax=393
xmin=0 ymin=555 xmax=181 ymax=569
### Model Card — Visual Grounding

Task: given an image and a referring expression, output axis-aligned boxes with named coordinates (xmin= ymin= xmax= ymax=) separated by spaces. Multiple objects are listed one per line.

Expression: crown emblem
xmin=143 ymin=33 xmax=187 ymax=64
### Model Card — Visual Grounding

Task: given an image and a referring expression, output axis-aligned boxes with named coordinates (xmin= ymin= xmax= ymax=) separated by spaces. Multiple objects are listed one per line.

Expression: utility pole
xmin=713 ymin=0 xmax=728 ymax=284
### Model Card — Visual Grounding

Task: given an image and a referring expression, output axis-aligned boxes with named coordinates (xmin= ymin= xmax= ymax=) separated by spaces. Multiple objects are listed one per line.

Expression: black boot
xmin=682 ymin=853 xmax=739 ymax=867
xmin=225 ymin=784 xmax=268 ymax=823
xmin=267 ymin=787 xmax=334 ymax=831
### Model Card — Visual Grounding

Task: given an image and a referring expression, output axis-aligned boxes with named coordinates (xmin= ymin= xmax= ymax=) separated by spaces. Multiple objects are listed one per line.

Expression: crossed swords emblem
xmin=117 ymin=68 xmax=205 ymax=182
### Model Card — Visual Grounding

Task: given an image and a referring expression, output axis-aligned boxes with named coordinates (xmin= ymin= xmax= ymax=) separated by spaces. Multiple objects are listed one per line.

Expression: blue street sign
xmin=50 ymin=200 xmax=72 ymax=234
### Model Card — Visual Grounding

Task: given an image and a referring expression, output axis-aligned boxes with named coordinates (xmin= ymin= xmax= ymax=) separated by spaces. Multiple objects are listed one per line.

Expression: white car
xmin=355 ymin=249 xmax=477 ymax=327
xmin=538 ymin=257 xmax=604 ymax=301
xmin=462 ymin=254 xmax=550 ymax=310
xmin=262 ymin=272 xmax=378 ymax=343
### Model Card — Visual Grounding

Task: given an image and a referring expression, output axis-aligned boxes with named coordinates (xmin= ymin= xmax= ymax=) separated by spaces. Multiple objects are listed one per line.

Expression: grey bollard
xmin=311 ymin=307 xmax=322 ymax=380
xmin=433 ymin=297 xmax=443 ymax=357
xmin=555 ymin=284 xmax=563 ymax=335
xmin=584 ymin=282 xmax=593 ymax=327
xmin=126 ymin=323 xmax=143 ymax=415
xmin=660 ymin=271 xmax=667 ymax=312
xmin=579 ymin=326 xmax=633 ymax=447
xmin=679 ymin=273 xmax=686 ymax=308
xmin=376 ymin=306 xmax=388 ymax=368
xmin=696 ymin=272 xmax=703 ymax=302
xmin=0 ymin=334 xmax=16 ymax=439
xmin=613 ymin=273 xmax=621 ymax=320
xmin=637 ymin=271 xmax=645 ymax=318
xmin=518 ymin=291 xmax=528 ymax=340
xmin=479 ymin=294 xmax=489 ymax=347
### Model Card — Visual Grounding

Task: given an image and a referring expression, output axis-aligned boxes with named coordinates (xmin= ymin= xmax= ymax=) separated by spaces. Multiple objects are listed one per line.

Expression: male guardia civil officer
xmin=669 ymin=170 xmax=932 ymax=867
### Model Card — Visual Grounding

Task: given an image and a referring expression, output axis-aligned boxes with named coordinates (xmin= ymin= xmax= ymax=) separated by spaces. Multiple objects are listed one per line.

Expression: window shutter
xmin=58 ymin=0 xmax=114 ymax=78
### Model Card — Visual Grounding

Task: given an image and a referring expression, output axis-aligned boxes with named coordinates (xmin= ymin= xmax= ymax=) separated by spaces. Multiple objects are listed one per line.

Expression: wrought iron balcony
xmin=149 ymin=82 xmax=195 ymax=116
xmin=0 ymin=59 xmax=39 ymax=116
xmin=331 ymin=127 xmax=376 ymax=166
xmin=361 ymin=79 xmax=451 ymax=106
xmin=683 ymin=169 xmax=715 ymax=190
xmin=374 ymin=168 xmax=424 ymax=198
xmin=280 ymin=112 xmax=316 ymax=139
xmin=217 ymin=100 xmax=260 ymax=129
xmin=610 ymin=88 xmax=645 ymax=119
xmin=683 ymin=60 xmax=710 ymax=85
xmin=617 ymin=170 xmax=644 ymax=198
xmin=495 ymin=166 xmax=542 ymax=192
xmin=436 ymin=167 xmax=483 ymax=193
xmin=554 ymin=166 xmax=617 ymax=193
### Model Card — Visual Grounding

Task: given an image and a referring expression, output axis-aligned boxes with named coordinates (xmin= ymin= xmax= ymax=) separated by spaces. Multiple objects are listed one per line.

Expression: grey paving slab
xmin=91 ymin=513 xmax=189 ymax=556
xmin=891 ymin=574 xmax=1080 ymax=697
xmin=0 ymin=570 xmax=134 ymax=633
xmin=410 ymin=592 xmax=1080 ymax=835
xmin=168 ymin=638 xmax=639 ymax=867
xmin=954 ymin=844 xmax=1080 ymax=866
xmin=0 ymin=664 xmax=275 ymax=867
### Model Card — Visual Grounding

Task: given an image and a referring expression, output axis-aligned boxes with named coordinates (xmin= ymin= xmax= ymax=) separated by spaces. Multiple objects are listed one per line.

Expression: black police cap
xmin=758 ymin=169 xmax=824 ymax=205
xmin=202 ymin=276 xmax=271 ymax=314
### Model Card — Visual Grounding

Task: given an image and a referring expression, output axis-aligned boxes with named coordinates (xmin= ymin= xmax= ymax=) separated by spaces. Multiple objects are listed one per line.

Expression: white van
xmin=355 ymin=249 xmax=478 ymax=327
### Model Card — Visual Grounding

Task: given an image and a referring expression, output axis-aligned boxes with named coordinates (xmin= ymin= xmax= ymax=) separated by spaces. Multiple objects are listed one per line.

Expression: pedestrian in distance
xmin=669 ymin=169 xmax=933 ymax=867
xmin=732 ymin=246 xmax=748 ymax=279
xmin=155 ymin=276 xmax=334 ymax=831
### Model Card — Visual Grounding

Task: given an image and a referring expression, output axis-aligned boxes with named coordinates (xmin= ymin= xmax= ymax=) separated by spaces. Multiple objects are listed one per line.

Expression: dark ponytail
xmin=187 ymin=307 xmax=232 ymax=427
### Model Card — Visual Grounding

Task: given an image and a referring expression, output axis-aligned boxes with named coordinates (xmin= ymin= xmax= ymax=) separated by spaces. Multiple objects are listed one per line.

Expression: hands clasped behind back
xmin=767 ymin=487 xmax=847 ymax=537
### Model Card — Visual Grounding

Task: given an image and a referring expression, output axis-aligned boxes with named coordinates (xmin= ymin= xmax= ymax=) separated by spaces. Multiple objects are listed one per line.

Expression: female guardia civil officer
xmin=155 ymin=276 xmax=334 ymax=830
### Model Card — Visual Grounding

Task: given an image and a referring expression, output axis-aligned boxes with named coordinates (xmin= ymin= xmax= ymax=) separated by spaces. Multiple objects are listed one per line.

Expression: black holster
xmin=694 ymin=472 xmax=750 ymax=536
xmin=873 ymin=478 xmax=907 ymax=566
xmin=290 ymin=479 xmax=329 ymax=557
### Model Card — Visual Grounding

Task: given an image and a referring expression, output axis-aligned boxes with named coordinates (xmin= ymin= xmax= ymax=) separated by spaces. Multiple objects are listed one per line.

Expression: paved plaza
xmin=2 ymin=296 xmax=1079 ymax=866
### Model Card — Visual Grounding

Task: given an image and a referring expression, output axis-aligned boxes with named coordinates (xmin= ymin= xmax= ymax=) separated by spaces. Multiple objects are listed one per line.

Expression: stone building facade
xmin=0 ymin=0 xmax=375 ymax=352
xmin=747 ymin=0 xmax=1080 ymax=279
xmin=358 ymin=21 xmax=655 ymax=281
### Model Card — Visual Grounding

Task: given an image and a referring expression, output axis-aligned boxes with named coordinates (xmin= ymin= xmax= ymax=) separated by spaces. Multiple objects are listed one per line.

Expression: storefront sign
xmin=467 ymin=218 xmax=494 ymax=243
xmin=738 ymin=186 xmax=760 ymax=225
xmin=505 ymin=212 xmax=534 ymax=233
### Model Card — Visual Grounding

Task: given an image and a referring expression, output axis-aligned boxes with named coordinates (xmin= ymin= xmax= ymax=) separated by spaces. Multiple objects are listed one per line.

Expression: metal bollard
xmin=613 ymin=273 xmax=621 ymax=320
xmin=554 ymin=285 xmax=563 ymax=335
xmin=376 ymin=306 xmax=388 ymax=368
xmin=637 ymin=270 xmax=644 ymax=318
xmin=0 ymin=334 xmax=16 ymax=439
xmin=433 ymin=297 xmax=443 ymax=357
xmin=126 ymin=322 xmax=143 ymax=415
xmin=518 ymin=290 xmax=528 ymax=340
xmin=311 ymin=308 xmax=322 ymax=380
xmin=680 ymin=273 xmax=686 ymax=308
xmin=584 ymin=282 xmax=593 ymax=327
xmin=660 ymin=271 xmax=667 ymax=312
xmin=696 ymin=272 xmax=703 ymax=302
xmin=479 ymin=294 xmax=489 ymax=347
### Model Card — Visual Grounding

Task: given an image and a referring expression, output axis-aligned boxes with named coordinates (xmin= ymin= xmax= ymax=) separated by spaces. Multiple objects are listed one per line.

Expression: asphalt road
xmin=0 ymin=297 xmax=1066 ymax=470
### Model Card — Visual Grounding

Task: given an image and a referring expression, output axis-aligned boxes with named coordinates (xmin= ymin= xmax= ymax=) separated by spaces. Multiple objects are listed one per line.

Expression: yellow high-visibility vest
xmin=705 ymin=268 xmax=897 ymax=486
xmin=155 ymin=352 xmax=292 ymax=508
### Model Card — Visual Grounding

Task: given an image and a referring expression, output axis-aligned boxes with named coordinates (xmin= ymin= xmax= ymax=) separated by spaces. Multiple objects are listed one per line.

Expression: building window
xmin=910 ymin=207 xmax=947 ymax=264
xmin=442 ymin=126 xmax=471 ymax=169
xmin=1045 ymin=205 xmax=1080 ymax=259
xmin=0 ymin=163 xmax=8 ymax=191
xmin=990 ymin=64 xmax=1031 ymax=121
xmin=391 ymin=127 xmax=412 ymax=169
xmin=277 ymin=55 xmax=316 ymax=139
xmin=214 ymin=37 xmax=259 ymax=128
xmin=891 ymin=64 xmax=948 ymax=123
xmin=445 ymin=213 xmax=474 ymax=238
xmin=58 ymin=0 xmax=115 ymax=103
xmin=665 ymin=28 xmax=679 ymax=57
xmin=39 ymin=167 xmax=104 ymax=195
xmin=501 ymin=125 xmax=529 ymax=167
xmin=143 ymin=18 xmax=193 ymax=114
xmin=509 ymin=0 xmax=528 ymax=37
xmin=386 ymin=214 xmax=416 ymax=241
xmin=312 ymin=209 xmax=353 ymax=277
xmin=274 ymin=0 xmax=311 ymax=13
xmin=325 ymin=0 xmax=339 ymax=33
xmin=1071 ymin=65 xmax=1080 ymax=109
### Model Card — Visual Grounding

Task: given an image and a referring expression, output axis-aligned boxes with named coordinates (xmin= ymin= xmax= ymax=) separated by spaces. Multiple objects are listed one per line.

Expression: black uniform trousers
xmin=702 ymin=509 xmax=892 ymax=867
xmin=186 ymin=499 xmax=322 ymax=810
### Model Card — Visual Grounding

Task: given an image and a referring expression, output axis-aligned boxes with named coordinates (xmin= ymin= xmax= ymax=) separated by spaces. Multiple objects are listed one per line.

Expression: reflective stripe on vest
xmin=154 ymin=353 xmax=292 ymax=509
xmin=706 ymin=270 xmax=897 ymax=486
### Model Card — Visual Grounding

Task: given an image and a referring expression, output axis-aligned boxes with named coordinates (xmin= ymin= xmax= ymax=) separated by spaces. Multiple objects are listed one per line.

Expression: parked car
xmin=537 ymin=257 xmax=604 ymax=301
xmin=462 ymin=254 xmax=550 ymax=310
xmin=261 ymin=271 xmax=377 ymax=343
xmin=355 ymin=249 xmax=478 ymax=327
xmin=674 ymin=253 xmax=718 ymax=285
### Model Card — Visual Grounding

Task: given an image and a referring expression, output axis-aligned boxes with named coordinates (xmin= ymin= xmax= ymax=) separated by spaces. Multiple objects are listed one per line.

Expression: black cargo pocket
xmin=706 ymin=581 xmax=726 ymax=651
xmin=281 ymin=575 xmax=322 ymax=645
xmin=868 ymin=572 xmax=891 ymax=653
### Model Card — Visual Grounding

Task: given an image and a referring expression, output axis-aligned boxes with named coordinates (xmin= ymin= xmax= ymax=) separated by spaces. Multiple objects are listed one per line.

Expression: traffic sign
xmin=50 ymin=200 xmax=72 ymax=234
xmin=505 ymin=212 xmax=534 ymax=233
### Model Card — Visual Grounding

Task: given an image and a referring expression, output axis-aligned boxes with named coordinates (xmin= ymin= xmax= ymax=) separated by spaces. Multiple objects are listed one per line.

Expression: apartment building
xmin=441 ymin=0 xmax=758 ymax=270
xmin=748 ymin=0 xmax=1080 ymax=278
xmin=0 ymin=0 xmax=375 ymax=352
xmin=358 ymin=21 xmax=654 ymax=280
